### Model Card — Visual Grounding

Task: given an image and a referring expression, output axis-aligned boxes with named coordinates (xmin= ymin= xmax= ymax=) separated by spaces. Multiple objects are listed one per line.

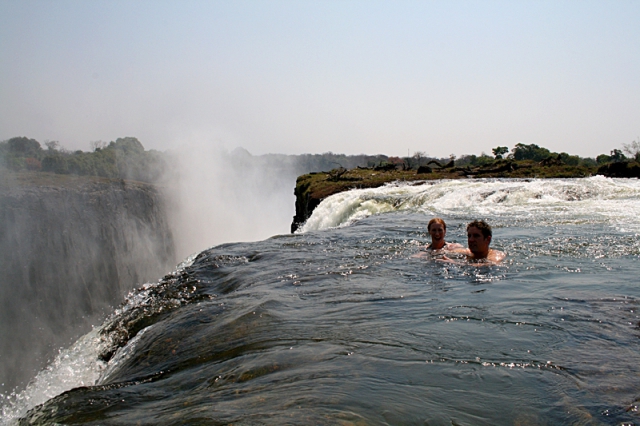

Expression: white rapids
xmin=297 ymin=176 xmax=640 ymax=233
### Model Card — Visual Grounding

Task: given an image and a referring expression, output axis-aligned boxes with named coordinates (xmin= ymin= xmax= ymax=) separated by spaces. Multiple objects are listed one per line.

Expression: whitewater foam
xmin=298 ymin=177 xmax=640 ymax=232
xmin=0 ymin=328 xmax=107 ymax=425
xmin=0 ymin=276 xmax=172 ymax=424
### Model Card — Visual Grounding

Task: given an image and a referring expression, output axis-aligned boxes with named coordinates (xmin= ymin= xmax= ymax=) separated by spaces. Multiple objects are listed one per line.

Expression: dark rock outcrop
xmin=597 ymin=161 xmax=640 ymax=178
xmin=427 ymin=159 xmax=455 ymax=169
xmin=374 ymin=163 xmax=398 ymax=172
xmin=0 ymin=172 xmax=175 ymax=391
xmin=468 ymin=160 xmax=519 ymax=176
xmin=291 ymin=174 xmax=322 ymax=233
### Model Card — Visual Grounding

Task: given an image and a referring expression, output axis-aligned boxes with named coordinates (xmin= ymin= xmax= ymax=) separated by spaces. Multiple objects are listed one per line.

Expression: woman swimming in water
xmin=413 ymin=218 xmax=462 ymax=258
xmin=425 ymin=218 xmax=463 ymax=251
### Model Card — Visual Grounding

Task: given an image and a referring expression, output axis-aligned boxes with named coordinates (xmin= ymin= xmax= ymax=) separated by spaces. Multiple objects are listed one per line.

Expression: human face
xmin=429 ymin=223 xmax=446 ymax=244
xmin=467 ymin=226 xmax=491 ymax=257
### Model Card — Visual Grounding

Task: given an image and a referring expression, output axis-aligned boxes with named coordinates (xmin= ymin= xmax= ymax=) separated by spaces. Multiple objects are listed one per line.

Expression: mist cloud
xmin=161 ymin=143 xmax=298 ymax=260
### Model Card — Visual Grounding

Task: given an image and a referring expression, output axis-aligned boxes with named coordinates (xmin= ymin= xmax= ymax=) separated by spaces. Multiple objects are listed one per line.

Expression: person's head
xmin=428 ymin=218 xmax=446 ymax=232
xmin=427 ymin=218 xmax=447 ymax=242
xmin=466 ymin=220 xmax=492 ymax=238
xmin=466 ymin=220 xmax=492 ymax=257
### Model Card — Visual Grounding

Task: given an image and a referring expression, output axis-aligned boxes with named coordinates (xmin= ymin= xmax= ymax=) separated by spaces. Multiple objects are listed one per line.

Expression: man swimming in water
xmin=464 ymin=219 xmax=505 ymax=263
xmin=438 ymin=219 xmax=505 ymax=264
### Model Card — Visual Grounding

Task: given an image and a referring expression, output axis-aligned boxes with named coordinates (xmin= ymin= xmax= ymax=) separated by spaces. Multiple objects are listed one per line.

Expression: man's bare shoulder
xmin=487 ymin=249 xmax=506 ymax=263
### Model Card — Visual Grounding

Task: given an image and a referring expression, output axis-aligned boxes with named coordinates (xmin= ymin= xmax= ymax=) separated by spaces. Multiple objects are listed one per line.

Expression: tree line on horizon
xmin=0 ymin=137 xmax=167 ymax=183
xmin=1 ymin=135 xmax=639 ymax=183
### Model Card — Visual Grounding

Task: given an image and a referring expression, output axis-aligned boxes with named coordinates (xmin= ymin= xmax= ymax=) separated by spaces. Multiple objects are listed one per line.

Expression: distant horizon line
xmin=2 ymin=134 xmax=623 ymax=161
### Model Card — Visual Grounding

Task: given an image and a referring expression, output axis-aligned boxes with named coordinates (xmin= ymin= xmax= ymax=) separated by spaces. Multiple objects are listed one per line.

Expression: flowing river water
xmin=2 ymin=177 xmax=640 ymax=425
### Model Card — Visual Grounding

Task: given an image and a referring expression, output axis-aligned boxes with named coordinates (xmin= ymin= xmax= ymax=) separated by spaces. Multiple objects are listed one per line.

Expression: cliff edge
xmin=0 ymin=171 xmax=176 ymax=391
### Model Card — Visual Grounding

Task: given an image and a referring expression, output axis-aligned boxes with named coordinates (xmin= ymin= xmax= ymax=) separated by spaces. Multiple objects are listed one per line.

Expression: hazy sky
xmin=1 ymin=0 xmax=638 ymax=158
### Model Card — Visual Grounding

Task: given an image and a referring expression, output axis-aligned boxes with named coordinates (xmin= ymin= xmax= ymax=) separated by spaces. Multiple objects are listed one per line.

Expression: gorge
xmin=0 ymin=172 xmax=175 ymax=392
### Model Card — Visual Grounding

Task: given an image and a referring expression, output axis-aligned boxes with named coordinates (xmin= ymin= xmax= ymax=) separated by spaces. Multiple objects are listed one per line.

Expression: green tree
xmin=579 ymin=157 xmax=597 ymax=167
xmin=557 ymin=152 xmax=580 ymax=166
xmin=511 ymin=143 xmax=552 ymax=161
xmin=0 ymin=137 xmax=44 ymax=170
xmin=92 ymin=148 xmax=118 ymax=178
xmin=42 ymin=153 xmax=69 ymax=174
xmin=610 ymin=149 xmax=626 ymax=163
xmin=596 ymin=154 xmax=611 ymax=165
xmin=455 ymin=154 xmax=495 ymax=167
xmin=8 ymin=137 xmax=42 ymax=158
xmin=492 ymin=146 xmax=509 ymax=159
xmin=109 ymin=137 xmax=145 ymax=155
xmin=44 ymin=140 xmax=60 ymax=151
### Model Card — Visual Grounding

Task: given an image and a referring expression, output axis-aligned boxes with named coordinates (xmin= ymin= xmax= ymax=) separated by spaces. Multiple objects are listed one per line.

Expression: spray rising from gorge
xmin=0 ymin=136 xmax=394 ymax=394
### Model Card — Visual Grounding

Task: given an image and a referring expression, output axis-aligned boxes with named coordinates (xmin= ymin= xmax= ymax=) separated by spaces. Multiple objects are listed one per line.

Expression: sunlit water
xmin=2 ymin=177 xmax=640 ymax=425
